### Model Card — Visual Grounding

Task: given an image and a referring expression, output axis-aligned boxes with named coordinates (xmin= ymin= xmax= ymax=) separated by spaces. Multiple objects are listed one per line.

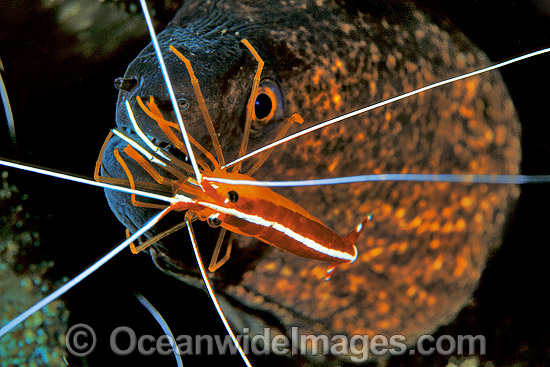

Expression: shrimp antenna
xmin=0 ymin=157 xmax=176 ymax=203
xmin=205 ymin=173 xmax=550 ymax=187
xmin=138 ymin=1 xmax=252 ymax=365
xmin=138 ymin=0 xmax=203 ymax=184
xmin=0 ymin=207 xmax=172 ymax=338
xmin=186 ymin=220 xmax=253 ymax=367
xmin=135 ymin=293 xmax=184 ymax=367
xmin=0 ymin=58 xmax=16 ymax=151
xmin=223 ymin=47 xmax=550 ymax=170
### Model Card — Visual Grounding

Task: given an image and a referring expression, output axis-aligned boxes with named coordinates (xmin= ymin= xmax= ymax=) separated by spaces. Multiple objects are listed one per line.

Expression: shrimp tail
xmin=342 ymin=213 xmax=373 ymax=259
xmin=324 ymin=213 xmax=373 ymax=280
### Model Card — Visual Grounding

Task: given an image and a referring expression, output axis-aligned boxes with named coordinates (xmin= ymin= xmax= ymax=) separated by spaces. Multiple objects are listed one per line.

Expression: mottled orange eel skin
xmin=100 ymin=0 xmax=520 ymax=363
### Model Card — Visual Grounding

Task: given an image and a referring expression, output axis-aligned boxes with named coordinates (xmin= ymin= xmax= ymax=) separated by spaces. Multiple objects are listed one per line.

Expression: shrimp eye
xmin=207 ymin=216 xmax=222 ymax=228
xmin=227 ymin=190 xmax=239 ymax=203
xmin=250 ymin=79 xmax=283 ymax=135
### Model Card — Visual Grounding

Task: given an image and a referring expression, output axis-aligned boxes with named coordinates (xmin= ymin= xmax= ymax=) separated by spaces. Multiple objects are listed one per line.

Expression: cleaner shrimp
xmin=1 ymin=1 xmax=550 ymax=366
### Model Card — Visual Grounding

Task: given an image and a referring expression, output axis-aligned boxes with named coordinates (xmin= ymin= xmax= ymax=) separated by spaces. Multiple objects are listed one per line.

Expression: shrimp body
xmin=101 ymin=97 xmax=361 ymax=270
xmin=175 ymin=169 xmax=359 ymax=264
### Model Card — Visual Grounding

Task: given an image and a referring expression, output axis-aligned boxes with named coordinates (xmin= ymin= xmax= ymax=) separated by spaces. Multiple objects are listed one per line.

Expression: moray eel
xmin=100 ymin=0 xmax=520 ymax=363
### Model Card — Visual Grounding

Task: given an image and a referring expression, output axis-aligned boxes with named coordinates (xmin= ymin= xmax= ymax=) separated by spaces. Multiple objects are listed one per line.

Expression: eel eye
xmin=254 ymin=89 xmax=275 ymax=120
xmin=250 ymin=79 xmax=283 ymax=135
xmin=207 ymin=215 xmax=222 ymax=228
xmin=227 ymin=190 xmax=239 ymax=203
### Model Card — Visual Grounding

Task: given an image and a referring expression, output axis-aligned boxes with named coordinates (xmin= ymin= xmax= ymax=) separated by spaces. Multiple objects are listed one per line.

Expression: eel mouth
xmin=117 ymin=125 xmax=194 ymax=169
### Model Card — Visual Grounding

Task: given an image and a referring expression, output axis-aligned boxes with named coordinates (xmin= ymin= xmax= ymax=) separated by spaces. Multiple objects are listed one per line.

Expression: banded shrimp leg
xmin=1 ymin=4 xmax=550 ymax=367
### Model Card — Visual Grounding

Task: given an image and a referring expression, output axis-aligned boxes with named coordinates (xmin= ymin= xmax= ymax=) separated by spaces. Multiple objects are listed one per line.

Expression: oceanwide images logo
xmin=65 ymin=324 xmax=486 ymax=362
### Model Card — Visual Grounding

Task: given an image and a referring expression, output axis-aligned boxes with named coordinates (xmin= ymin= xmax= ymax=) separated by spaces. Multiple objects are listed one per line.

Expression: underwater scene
xmin=1 ymin=0 xmax=549 ymax=366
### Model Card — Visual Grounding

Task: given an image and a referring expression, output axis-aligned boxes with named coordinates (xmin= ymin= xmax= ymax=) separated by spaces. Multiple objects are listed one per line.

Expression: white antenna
xmin=186 ymin=222 xmax=253 ymax=367
xmin=0 ymin=58 xmax=16 ymax=147
xmin=205 ymin=173 xmax=550 ymax=187
xmin=0 ymin=158 xmax=175 ymax=203
xmin=137 ymin=1 xmax=253 ymax=366
xmin=138 ymin=0 xmax=203 ymax=184
xmin=223 ymin=47 xmax=550 ymax=170
xmin=0 ymin=207 xmax=172 ymax=338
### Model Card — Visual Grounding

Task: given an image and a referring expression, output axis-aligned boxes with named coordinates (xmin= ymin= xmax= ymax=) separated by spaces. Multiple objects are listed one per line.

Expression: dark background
xmin=0 ymin=0 xmax=549 ymax=366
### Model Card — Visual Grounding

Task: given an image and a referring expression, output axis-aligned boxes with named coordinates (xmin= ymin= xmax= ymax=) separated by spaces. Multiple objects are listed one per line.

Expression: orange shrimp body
xmin=171 ymin=169 xmax=360 ymax=266
xmin=95 ymin=30 xmax=365 ymax=277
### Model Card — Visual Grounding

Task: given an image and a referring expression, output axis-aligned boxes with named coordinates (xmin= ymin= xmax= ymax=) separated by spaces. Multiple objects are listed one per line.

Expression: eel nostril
xmin=114 ymin=77 xmax=138 ymax=92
